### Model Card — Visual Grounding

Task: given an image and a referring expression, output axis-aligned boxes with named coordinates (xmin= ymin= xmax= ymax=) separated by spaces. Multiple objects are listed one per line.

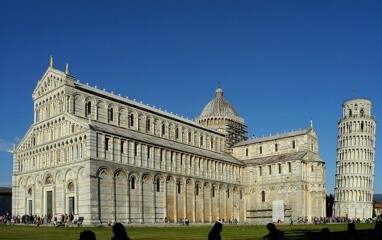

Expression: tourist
xmin=79 ymin=230 xmax=96 ymax=240
xmin=320 ymin=227 xmax=333 ymax=240
xmin=208 ymin=221 xmax=223 ymax=240
xmin=374 ymin=220 xmax=382 ymax=240
xmin=347 ymin=222 xmax=358 ymax=240
xmin=263 ymin=222 xmax=286 ymax=240
xmin=111 ymin=222 xmax=131 ymax=240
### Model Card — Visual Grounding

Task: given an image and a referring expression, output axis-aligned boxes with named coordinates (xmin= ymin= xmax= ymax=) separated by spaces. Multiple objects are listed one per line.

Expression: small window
xmin=360 ymin=108 xmax=364 ymax=116
xmin=292 ymin=140 xmax=296 ymax=149
xmin=177 ymin=182 xmax=181 ymax=194
xmin=188 ymin=132 xmax=192 ymax=143
xmin=259 ymin=166 xmax=262 ymax=176
xmin=195 ymin=185 xmax=199 ymax=196
xmin=129 ymin=114 xmax=134 ymax=127
xmin=259 ymin=146 xmax=263 ymax=154
xmin=200 ymin=136 xmax=203 ymax=146
xmin=261 ymin=191 xmax=265 ymax=202
xmin=105 ymin=137 xmax=110 ymax=151
xmin=146 ymin=119 xmax=151 ymax=132
xmin=85 ymin=101 xmax=91 ymax=117
xmin=147 ymin=147 xmax=151 ymax=159
xmin=156 ymin=178 xmax=160 ymax=192
xmin=278 ymin=164 xmax=281 ymax=174
xmin=212 ymin=186 xmax=215 ymax=197
xmin=108 ymin=108 xmax=114 ymax=122
xmin=288 ymin=162 xmax=292 ymax=172
xmin=175 ymin=128 xmax=179 ymax=139
xmin=162 ymin=124 xmax=166 ymax=136
xmin=311 ymin=165 xmax=314 ymax=172
xmin=227 ymin=189 xmax=230 ymax=198
xmin=131 ymin=176 xmax=136 ymax=189
xmin=275 ymin=143 xmax=278 ymax=152
xmin=245 ymin=148 xmax=249 ymax=156
xmin=121 ymin=140 xmax=124 ymax=153
xmin=268 ymin=165 xmax=272 ymax=175
xmin=134 ymin=143 xmax=138 ymax=156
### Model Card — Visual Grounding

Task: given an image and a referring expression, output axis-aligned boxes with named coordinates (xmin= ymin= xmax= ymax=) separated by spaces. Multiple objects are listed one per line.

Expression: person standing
xmin=263 ymin=223 xmax=286 ymax=240
xmin=208 ymin=221 xmax=223 ymax=240
xmin=111 ymin=222 xmax=131 ymax=240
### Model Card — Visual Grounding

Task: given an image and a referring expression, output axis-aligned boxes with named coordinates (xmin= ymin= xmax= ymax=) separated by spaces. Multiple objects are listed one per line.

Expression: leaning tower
xmin=334 ymin=98 xmax=376 ymax=219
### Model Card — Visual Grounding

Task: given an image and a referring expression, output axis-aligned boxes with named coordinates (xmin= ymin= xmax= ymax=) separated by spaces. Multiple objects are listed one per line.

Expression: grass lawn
xmin=0 ymin=222 xmax=376 ymax=240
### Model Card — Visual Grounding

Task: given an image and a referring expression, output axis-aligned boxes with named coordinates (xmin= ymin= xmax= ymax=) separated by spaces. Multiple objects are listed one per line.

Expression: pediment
xmin=15 ymin=113 xmax=89 ymax=152
xmin=32 ymin=67 xmax=75 ymax=100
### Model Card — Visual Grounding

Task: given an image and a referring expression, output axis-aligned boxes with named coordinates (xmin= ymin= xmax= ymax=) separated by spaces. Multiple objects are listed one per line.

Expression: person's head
xmin=266 ymin=223 xmax=277 ymax=231
xmin=321 ymin=228 xmax=331 ymax=238
xmin=212 ymin=221 xmax=223 ymax=232
xmin=347 ymin=222 xmax=356 ymax=233
xmin=79 ymin=230 xmax=96 ymax=240
xmin=113 ymin=222 xmax=127 ymax=236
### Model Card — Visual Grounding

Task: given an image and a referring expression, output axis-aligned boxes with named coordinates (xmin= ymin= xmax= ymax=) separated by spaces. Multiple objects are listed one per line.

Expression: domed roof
xmin=199 ymin=87 xmax=239 ymax=118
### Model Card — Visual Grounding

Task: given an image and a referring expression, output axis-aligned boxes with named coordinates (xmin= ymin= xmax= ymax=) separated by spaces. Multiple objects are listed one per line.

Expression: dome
xmin=199 ymin=87 xmax=239 ymax=118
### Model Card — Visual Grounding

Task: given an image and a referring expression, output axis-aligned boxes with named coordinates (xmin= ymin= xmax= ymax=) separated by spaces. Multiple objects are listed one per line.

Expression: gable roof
xmin=32 ymin=67 xmax=75 ymax=100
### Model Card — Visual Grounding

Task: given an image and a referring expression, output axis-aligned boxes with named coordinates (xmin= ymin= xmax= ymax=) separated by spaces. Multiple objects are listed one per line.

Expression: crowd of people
xmin=76 ymin=217 xmax=382 ymax=240
xmin=295 ymin=215 xmax=374 ymax=225
xmin=2 ymin=212 xmax=382 ymax=239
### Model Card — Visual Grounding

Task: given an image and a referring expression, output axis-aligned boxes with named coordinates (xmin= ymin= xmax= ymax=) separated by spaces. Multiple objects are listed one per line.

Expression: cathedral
xmin=12 ymin=58 xmax=326 ymax=225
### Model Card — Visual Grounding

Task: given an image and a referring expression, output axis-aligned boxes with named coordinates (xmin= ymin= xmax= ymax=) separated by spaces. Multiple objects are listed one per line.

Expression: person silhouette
xmin=374 ymin=220 xmax=382 ymax=240
xmin=320 ymin=227 xmax=333 ymax=240
xmin=263 ymin=223 xmax=286 ymax=240
xmin=79 ymin=230 xmax=96 ymax=240
xmin=347 ymin=222 xmax=358 ymax=240
xmin=208 ymin=221 xmax=223 ymax=240
xmin=111 ymin=222 xmax=131 ymax=240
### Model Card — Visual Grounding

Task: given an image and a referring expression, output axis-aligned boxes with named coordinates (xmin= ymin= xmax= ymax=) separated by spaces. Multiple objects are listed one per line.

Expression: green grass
xmin=0 ymin=223 xmax=376 ymax=240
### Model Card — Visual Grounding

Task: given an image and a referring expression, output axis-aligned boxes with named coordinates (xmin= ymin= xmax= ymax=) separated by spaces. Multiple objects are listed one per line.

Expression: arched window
xmin=195 ymin=184 xmax=199 ymax=196
xmin=45 ymin=176 xmax=53 ymax=185
xmin=67 ymin=182 xmax=74 ymax=192
xmin=261 ymin=191 xmax=265 ymax=202
xmin=177 ymin=182 xmax=181 ymax=194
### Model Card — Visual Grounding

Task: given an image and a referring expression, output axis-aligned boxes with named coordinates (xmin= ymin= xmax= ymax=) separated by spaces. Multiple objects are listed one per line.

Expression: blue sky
xmin=0 ymin=0 xmax=381 ymax=195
